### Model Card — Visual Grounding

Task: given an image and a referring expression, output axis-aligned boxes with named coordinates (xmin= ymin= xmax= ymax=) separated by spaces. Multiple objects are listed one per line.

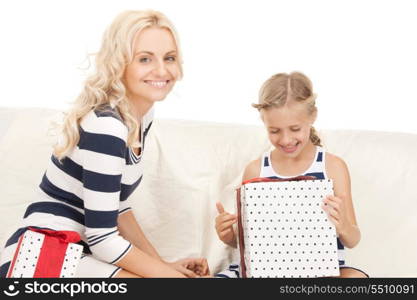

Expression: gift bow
xmin=29 ymin=227 xmax=81 ymax=244
xmin=29 ymin=227 xmax=82 ymax=278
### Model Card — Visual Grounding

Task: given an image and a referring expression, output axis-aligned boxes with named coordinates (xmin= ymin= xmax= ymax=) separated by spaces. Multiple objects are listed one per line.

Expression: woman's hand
xmin=322 ymin=195 xmax=349 ymax=236
xmin=167 ymin=258 xmax=210 ymax=278
xmin=215 ymin=202 xmax=237 ymax=247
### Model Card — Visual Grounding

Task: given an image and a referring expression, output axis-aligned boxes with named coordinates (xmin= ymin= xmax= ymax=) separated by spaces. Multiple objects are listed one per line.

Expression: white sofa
xmin=0 ymin=107 xmax=416 ymax=277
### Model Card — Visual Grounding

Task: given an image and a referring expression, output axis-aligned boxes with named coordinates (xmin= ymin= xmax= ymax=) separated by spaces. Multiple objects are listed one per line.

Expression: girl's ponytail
xmin=310 ymin=126 xmax=322 ymax=146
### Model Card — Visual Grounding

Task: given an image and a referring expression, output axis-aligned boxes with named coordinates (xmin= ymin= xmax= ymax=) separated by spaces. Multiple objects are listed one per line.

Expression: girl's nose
xmin=279 ymin=132 xmax=292 ymax=145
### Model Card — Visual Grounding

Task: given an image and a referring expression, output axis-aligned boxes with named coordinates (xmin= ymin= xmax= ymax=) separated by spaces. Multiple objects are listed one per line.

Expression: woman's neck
xmin=129 ymin=97 xmax=154 ymax=121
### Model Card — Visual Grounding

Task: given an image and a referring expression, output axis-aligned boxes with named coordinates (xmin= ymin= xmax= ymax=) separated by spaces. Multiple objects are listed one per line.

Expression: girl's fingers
xmin=215 ymin=213 xmax=236 ymax=227
xmin=325 ymin=195 xmax=343 ymax=207
xmin=326 ymin=195 xmax=342 ymax=203
xmin=220 ymin=214 xmax=237 ymax=222
xmin=216 ymin=202 xmax=225 ymax=214
xmin=215 ymin=215 xmax=237 ymax=231
xmin=322 ymin=204 xmax=339 ymax=221
xmin=323 ymin=198 xmax=340 ymax=212
xmin=219 ymin=229 xmax=235 ymax=243
xmin=328 ymin=208 xmax=339 ymax=220
xmin=218 ymin=227 xmax=234 ymax=238
xmin=219 ymin=219 xmax=237 ymax=231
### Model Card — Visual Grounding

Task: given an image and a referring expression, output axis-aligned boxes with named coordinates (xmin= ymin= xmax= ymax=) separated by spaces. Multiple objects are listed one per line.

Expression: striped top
xmin=260 ymin=146 xmax=346 ymax=265
xmin=21 ymin=105 xmax=153 ymax=264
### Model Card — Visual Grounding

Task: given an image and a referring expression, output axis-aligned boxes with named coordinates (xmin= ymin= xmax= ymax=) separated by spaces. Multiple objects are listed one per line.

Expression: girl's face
xmin=124 ymin=26 xmax=180 ymax=106
xmin=262 ymin=104 xmax=315 ymax=158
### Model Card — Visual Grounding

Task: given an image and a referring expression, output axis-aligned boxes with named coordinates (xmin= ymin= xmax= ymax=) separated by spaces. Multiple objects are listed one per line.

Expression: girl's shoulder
xmin=242 ymin=158 xmax=262 ymax=181
xmin=324 ymin=151 xmax=350 ymax=178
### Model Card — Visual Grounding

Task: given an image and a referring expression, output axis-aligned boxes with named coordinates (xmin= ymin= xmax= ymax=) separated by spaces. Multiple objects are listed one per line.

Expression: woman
xmin=0 ymin=10 xmax=209 ymax=278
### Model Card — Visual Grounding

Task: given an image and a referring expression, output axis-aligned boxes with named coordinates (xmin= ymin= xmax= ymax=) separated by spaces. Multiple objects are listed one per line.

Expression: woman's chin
xmin=149 ymin=92 xmax=172 ymax=103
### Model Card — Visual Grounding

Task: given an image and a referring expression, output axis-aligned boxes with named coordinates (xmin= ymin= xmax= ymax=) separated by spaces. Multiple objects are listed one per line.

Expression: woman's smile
xmin=144 ymin=80 xmax=170 ymax=88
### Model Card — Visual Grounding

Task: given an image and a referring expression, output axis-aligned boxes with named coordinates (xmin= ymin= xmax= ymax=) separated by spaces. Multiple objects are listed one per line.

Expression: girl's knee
xmin=339 ymin=267 xmax=368 ymax=278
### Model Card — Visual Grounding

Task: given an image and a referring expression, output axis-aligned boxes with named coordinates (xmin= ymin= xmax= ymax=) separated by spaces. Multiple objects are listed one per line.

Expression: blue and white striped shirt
xmin=5 ymin=105 xmax=153 ymax=266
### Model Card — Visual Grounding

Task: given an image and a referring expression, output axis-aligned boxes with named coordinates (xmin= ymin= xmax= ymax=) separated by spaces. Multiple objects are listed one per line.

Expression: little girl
xmin=215 ymin=72 xmax=368 ymax=278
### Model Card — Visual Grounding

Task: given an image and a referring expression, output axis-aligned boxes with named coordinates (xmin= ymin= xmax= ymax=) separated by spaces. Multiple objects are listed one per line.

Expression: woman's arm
xmin=115 ymin=245 xmax=186 ymax=277
xmin=118 ymin=206 xmax=210 ymax=277
xmin=79 ymin=114 xmax=185 ymax=277
xmin=324 ymin=153 xmax=361 ymax=248
xmin=118 ymin=210 xmax=162 ymax=261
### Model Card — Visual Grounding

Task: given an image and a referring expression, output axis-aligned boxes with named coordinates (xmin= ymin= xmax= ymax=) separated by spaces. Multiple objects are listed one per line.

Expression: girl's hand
xmin=167 ymin=258 xmax=210 ymax=278
xmin=215 ymin=202 xmax=237 ymax=246
xmin=321 ymin=195 xmax=349 ymax=236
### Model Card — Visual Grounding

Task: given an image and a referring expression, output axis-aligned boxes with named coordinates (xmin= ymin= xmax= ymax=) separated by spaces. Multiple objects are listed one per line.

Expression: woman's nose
xmin=153 ymin=60 xmax=168 ymax=77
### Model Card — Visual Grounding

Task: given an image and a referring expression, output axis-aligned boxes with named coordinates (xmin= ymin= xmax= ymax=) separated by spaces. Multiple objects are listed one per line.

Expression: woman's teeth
xmin=145 ymin=80 xmax=168 ymax=88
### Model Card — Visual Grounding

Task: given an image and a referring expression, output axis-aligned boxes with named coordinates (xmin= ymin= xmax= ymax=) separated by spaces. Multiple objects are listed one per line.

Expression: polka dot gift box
xmin=6 ymin=228 xmax=83 ymax=278
xmin=236 ymin=177 xmax=340 ymax=278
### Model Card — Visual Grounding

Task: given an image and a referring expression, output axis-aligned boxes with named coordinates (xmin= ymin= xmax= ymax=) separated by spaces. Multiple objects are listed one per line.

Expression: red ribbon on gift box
xmin=241 ymin=175 xmax=316 ymax=185
xmin=7 ymin=227 xmax=81 ymax=278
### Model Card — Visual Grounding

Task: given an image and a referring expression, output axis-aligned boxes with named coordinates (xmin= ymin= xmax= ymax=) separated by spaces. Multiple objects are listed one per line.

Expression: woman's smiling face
xmin=124 ymin=26 xmax=180 ymax=106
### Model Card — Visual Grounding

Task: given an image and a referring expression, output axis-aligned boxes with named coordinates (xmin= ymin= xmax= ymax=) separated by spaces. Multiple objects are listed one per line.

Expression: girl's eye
xmin=139 ymin=57 xmax=151 ymax=63
xmin=165 ymin=56 xmax=176 ymax=62
xmin=270 ymin=130 xmax=279 ymax=134
xmin=291 ymin=128 xmax=301 ymax=132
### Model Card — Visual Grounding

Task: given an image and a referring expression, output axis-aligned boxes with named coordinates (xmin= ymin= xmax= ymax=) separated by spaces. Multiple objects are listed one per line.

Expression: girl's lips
xmin=281 ymin=143 xmax=299 ymax=153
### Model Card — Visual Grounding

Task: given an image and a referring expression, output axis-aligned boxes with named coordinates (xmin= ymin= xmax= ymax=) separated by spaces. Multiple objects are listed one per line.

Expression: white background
xmin=0 ymin=0 xmax=416 ymax=133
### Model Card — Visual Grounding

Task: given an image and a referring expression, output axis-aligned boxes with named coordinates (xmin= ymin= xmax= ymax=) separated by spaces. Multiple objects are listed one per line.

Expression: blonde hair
xmin=253 ymin=72 xmax=321 ymax=146
xmin=54 ymin=10 xmax=183 ymax=160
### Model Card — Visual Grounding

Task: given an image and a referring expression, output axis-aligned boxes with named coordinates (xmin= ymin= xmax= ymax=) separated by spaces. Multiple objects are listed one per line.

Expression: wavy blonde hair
xmin=253 ymin=72 xmax=322 ymax=146
xmin=54 ymin=10 xmax=183 ymax=160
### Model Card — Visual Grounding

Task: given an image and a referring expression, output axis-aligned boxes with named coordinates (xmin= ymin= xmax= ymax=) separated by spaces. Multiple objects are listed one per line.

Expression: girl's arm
xmin=118 ymin=210 xmax=162 ymax=261
xmin=324 ymin=153 xmax=361 ymax=248
xmin=218 ymin=159 xmax=260 ymax=248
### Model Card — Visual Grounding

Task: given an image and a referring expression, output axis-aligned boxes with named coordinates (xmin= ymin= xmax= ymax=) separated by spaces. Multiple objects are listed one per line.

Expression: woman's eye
xmin=270 ymin=130 xmax=279 ymax=134
xmin=139 ymin=57 xmax=151 ymax=63
xmin=291 ymin=128 xmax=301 ymax=132
xmin=165 ymin=56 xmax=176 ymax=62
